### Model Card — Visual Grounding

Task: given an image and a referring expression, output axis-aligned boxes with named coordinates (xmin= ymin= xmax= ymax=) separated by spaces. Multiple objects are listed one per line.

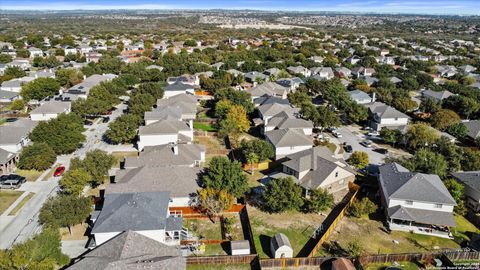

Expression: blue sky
xmin=1 ymin=0 xmax=479 ymax=15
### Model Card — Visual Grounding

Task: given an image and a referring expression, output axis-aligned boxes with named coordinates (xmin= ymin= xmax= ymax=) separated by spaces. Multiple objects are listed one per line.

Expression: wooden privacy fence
xmin=306 ymin=183 xmax=360 ymax=257
xmin=186 ymin=254 xmax=257 ymax=265
xmin=358 ymin=250 xmax=480 ymax=265
xmin=169 ymin=204 xmax=245 ymax=217
xmin=259 ymin=257 xmax=332 ymax=269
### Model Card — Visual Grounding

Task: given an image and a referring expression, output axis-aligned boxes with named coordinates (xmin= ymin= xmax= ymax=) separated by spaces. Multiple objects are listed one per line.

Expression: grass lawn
xmin=315 ymin=140 xmax=337 ymax=153
xmin=184 ymin=218 xmax=223 ymax=240
xmin=194 ymin=136 xmax=227 ymax=154
xmin=364 ymin=261 xmax=420 ymax=270
xmin=15 ymin=169 xmax=43 ymax=182
xmin=60 ymin=223 xmax=89 ymax=240
xmin=187 ymin=263 xmax=251 ymax=270
xmin=193 ymin=121 xmax=218 ymax=132
xmin=111 ymin=151 xmax=138 ymax=168
xmin=0 ymin=190 xmax=24 ymax=215
xmin=223 ymin=213 xmax=244 ymax=241
xmin=451 ymin=215 xmax=479 ymax=243
xmin=0 ymin=118 xmax=6 ymax=125
xmin=321 ymin=212 xmax=465 ymax=256
xmin=202 ymin=243 xmax=228 ymax=256
xmin=245 ymin=170 xmax=266 ymax=188
xmin=8 ymin=192 xmax=35 ymax=216
xmin=249 ymin=206 xmax=327 ymax=258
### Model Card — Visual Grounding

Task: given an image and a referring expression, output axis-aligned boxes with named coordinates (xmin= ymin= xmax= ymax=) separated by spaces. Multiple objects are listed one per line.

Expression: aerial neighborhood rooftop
xmin=0 ymin=9 xmax=480 ymax=270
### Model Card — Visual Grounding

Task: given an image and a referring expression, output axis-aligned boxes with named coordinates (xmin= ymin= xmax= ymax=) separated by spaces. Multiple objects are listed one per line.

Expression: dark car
xmin=0 ymin=174 xmax=26 ymax=189
xmin=344 ymin=145 xmax=353 ymax=153
xmin=53 ymin=165 xmax=66 ymax=177
xmin=374 ymin=148 xmax=388 ymax=154
xmin=102 ymin=117 xmax=110 ymax=123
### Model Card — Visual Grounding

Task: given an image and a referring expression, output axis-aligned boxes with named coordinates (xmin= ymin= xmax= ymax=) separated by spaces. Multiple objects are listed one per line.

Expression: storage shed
xmin=270 ymin=233 xmax=293 ymax=258
xmin=230 ymin=240 xmax=250 ymax=255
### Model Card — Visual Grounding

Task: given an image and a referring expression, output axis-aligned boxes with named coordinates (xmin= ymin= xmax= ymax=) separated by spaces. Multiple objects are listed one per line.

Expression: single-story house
xmin=163 ymin=82 xmax=195 ymax=98
xmin=30 ymin=100 xmax=71 ymax=121
xmin=348 ymin=90 xmax=374 ymax=105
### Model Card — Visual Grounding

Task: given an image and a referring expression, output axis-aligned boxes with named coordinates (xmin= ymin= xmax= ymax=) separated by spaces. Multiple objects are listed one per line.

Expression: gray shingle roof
xmin=379 ymin=163 xmax=456 ymax=205
xmin=463 ymin=120 xmax=480 ymax=139
xmin=258 ymin=103 xmax=298 ymax=119
xmin=250 ymin=82 xmax=289 ymax=97
xmin=68 ymin=231 xmax=186 ymax=270
xmin=266 ymin=113 xmax=313 ymax=130
xmin=452 ymin=171 xmax=480 ymax=193
xmin=265 ymin=129 xmax=312 ymax=147
xmin=388 ymin=205 xmax=456 ymax=227
xmin=139 ymin=120 xmax=190 ymax=135
xmin=92 ymin=192 xmax=171 ymax=233
xmin=0 ymin=148 xmax=15 ymax=164
xmin=0 ymin=119 xmax=36 ymax=145
xmin=124 ymin=144 xmax=205 ymax=168
xmin=108 ymin=166 xmax=201 ymax=197
xmin=421 ymin=89 xmax=455 ymax=102
xmin=366 ymin=102 xmax=409 ymax=120
xmin=0 ymin=90 xmax=19 ymax=100
xmin=30 ymin=100 xmax=70 ymax=115
xmin=164 ymin=82 xmax=194 ymax=91
xmin=253 ymin=94 xmax=290 ymax=106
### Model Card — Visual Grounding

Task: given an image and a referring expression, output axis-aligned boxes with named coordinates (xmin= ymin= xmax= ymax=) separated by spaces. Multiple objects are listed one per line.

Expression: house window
xmin=394 ymin=117 xmax=398 ymax=121
xmin=339 ymin=179 xmax=345 ymax=185
xmin=434 ymin=204 xmax=442 ymax=209
xmin=290 ymin=146 xmax=295 ymax=150
xmin=405 ymin=200 xmax=413 ymax=205
xmin=335 ymin=172 xmax=339 ymax=177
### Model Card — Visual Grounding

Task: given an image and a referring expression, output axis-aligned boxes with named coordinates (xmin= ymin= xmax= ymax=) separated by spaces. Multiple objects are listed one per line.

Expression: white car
xmin=332 ymin=130 xmax=342 ymax=138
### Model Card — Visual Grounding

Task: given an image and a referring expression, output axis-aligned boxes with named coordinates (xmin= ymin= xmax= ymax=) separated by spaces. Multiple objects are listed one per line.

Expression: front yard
xmin=318 ymin=213 xmax=478 ymax=256
xmin=0 ymin=190 xmax=24 ymax=215
xmin=15 ymin=169 xmax=43 ymax=182
xmin=248 ymin=206 xmax=327 ymax=258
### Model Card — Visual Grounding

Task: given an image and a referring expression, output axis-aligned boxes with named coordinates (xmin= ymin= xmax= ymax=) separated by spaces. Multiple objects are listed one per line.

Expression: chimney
xmin=371 ymin=92 xmax=376 ymax=103
xmin=172 ymin=144 xmax=178 ymax=155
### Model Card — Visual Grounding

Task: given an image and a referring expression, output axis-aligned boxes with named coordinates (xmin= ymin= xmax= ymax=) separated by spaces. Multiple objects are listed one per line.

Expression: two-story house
xmin=378 ymin=163 xmax=456 ymax=238
xmin=271 ymin=146 xmax=356 ymax=195
xmin=365 ymin=102 xmax=410 ymax=131
xmin=265 ymin=129 xmax=312 ymax=160
xmin=452 ymin=171 xmax=480 ymax=212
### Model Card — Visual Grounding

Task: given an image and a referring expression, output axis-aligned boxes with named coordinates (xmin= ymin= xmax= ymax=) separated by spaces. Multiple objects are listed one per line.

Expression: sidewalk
xmin=0 ymin=191 xmax=31 ymax=217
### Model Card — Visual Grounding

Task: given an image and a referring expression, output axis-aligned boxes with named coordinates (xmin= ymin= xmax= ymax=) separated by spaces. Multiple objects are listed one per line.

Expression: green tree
xmin=380 ymin=127 xmax=402 ymax=146
xmin=0 ymin=227 xmax=69 ymax=270
xmin=345 ymin=240 xmax=364 ymax=258
xmin=203 ymin=156 xmax=248 ymax=197
xmin=29 ymin=113 xmax=85 ymax=154
xmin=404 ymin=123 xmax=439 ymax=149
xmin=347 ymin=151 xmax=369 ymax=169
xmin=105 ymin=114 xmax=141 ymax=144
xmin=446 ymin=122 xmax=468 ymax=139
xmin=137 ymin=82 xmax=164 ymax=99
xmin=214 ymin=88 xmax=254 ymax=113
xmin=17 ymin=143 xmax=56 ymax=171
xmin=420 ymin=97 xmax=440 ymax=114
xmin=55 ymin=68 xmax=83 ymax=88
xmin=4 ymin=66 xmax=26 ymax=78
xmin=405 ymin=149 xmax=448 ymax=177
xmin=240 ymin=138 xmax=274 ymax=163
xmin=59 ymin=168 xmax=90 ymax=196
xmin=430 ymin=109 xmax=461 ymax=130
xmin=21 ymin=78 xmax=60 ymax=101
xmin=304 ymin=188 xmax=334 ymax=213
xmin=129 ymin=93 xmax=156 ymax=115
xmin=9 ymin=99 xmax=25 ymax=111
xmin=218 ymin=105 xmax=250 ymax=146
xmin=348 ymin=197 xmax=377 ymax=218
xmin=0 ymin=54 xmax=13 ymax=64
xmin=263 ymin=177 xmax=303 ymax=213
xmin=70 ymin=150 xmax=115 ymax=186
xmin=287 ymin=90 xmax=311 ymax=107
xmin=39 ymin=195 xmax=91 ymax=235
xmin=444 ymin=178 xmax=466 ymax=215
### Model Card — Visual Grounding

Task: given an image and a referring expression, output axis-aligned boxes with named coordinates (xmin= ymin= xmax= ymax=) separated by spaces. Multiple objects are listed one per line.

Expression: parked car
xmin=332 ymin=130 xmax=342 ymax=138
xmin=367 ymin=131 xmax=380 ymax=137
xmin=374 ymin=148 xmax=388 ymax=154
xmin=53 ymin=165 xmax=66 ymax=177
xmin=0 ymin=174 xmax=26 ymax=189
xmin=344 ymin=145 xmax=353 ymax=153
xmin=102 ymin=117 xmax=110 ymax=123
xmin=360 ymin=140 xmax=372 ymax=148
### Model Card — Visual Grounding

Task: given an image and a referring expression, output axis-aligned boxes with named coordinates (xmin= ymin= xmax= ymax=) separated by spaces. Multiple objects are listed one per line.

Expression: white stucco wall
xmin=30 ymin=113 xmax=60 ymax=121
xmin=273 ymin=246 xmax=293 ymax=258
xmin=94 ymin=232 xmax=122 ymax=246
xmin=379 ymin=117 xmax=409 ymax=126
xmin=388 ymin=199 xmax=454 ymax=213
xmin=138 ymin=134 xmax=178 ymax=150
xmin=137 ymin=229 xmax=166 ymax=243
xmin=274 ymin=145 xmax=312 ymax=160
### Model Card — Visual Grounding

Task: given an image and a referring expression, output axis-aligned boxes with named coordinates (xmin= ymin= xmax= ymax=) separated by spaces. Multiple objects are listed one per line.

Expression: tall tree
xmin=17 ymin=143 xmax=56 ymax=171
xmin=105 ymin=114 xmax=141 ymax=144
xmin=20 ymin=78 xmax=60 ymax=101
xmin=59 ymin=168 xmax=90 ymax=196
xmin=39 ymin=195 xmax=91 ymax=235
xmin=203 ymin=156 xmax=249 ymax=197
xmin=404 ymin=123 xmax=439 ymax=149
xmin=198 ymin=188 xmax=235 ymax=220
xmin=263 ymin=177 xmax=303 ymax=213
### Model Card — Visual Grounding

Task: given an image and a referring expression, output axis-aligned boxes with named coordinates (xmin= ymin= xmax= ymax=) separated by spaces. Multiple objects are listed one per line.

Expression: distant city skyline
xmin=1 ymin=0 xmax=480 ymax=15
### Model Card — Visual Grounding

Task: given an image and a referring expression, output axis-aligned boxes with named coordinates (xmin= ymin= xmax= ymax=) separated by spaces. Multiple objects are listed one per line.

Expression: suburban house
xmin=310 ymin=67 xmax=334 ymax=80
xmin=335 ymin=67 xmax=352 ymax=78
xmin=108 ymin=166 xmax=202 ymax=207
xmin=0 ymin=119 xmax=37 ymax=153
xmin=145 ymin=93 xmax=197 ymax=125
xmin=249 ymin=82 xmax=289 ymax=100
xmin=421 ymin=89 xmax=455 ymax=103
xmin=137 ymin=119 xmax=193 ymax=151
xmin=0 ymin=90 xmax=19 ymax=103
xmin=348 ymin=90 xmax=375 ymax=105
xmin=270 ymin=233 xmax=293 ymax=258
xmin=365 ymin=102 xmax=410 ymax=131
xmin=30 ymin=100 xmax=71 ymax=121
xmin=244 ymin=71 xmax=269 ymax=84
xmin=90 ymin=191 xmax=183 ymax=247
xmin=124 ymin=144 xmax=205 ymax=169
xmin=163 ymin=82 xmax=195 ymax=98
xmin=64 ymin=74 xmax=117 ymax=100
xmin=378 ymin=163 xmax=456 ymax=238
xmin=287 ymin=66 xmax=311 ymax=77
xmin=1 ymin=77 xmax=34 ymax=92
xmin=253 ymin=94 xmax=290 ymax=107
xmin=265 ymin=128 xmax=312 ymax=160
xmin=7 ymin=60 xmax=31 ymax=71
xmin=68 ymin=231 xmax=186 ymax=270
xmin=452 ymin=171 xmax=480 ymax=212
xmin=28 ymin=47 xmax=43 ymax=58
xmin=276 ymin=77 xmax=304 ymax=91
xmin=264 ymin=111 xmax=313 ymax=135
xmin=0 ymin=148 xmax=18 ymax=175
xmin=463 ymin=120 xmax=480 ymax=141
xmin=257 ymin=103 xmax=299 ymax=125
xmin=271 ymin=147 xmax=356 ymax=195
